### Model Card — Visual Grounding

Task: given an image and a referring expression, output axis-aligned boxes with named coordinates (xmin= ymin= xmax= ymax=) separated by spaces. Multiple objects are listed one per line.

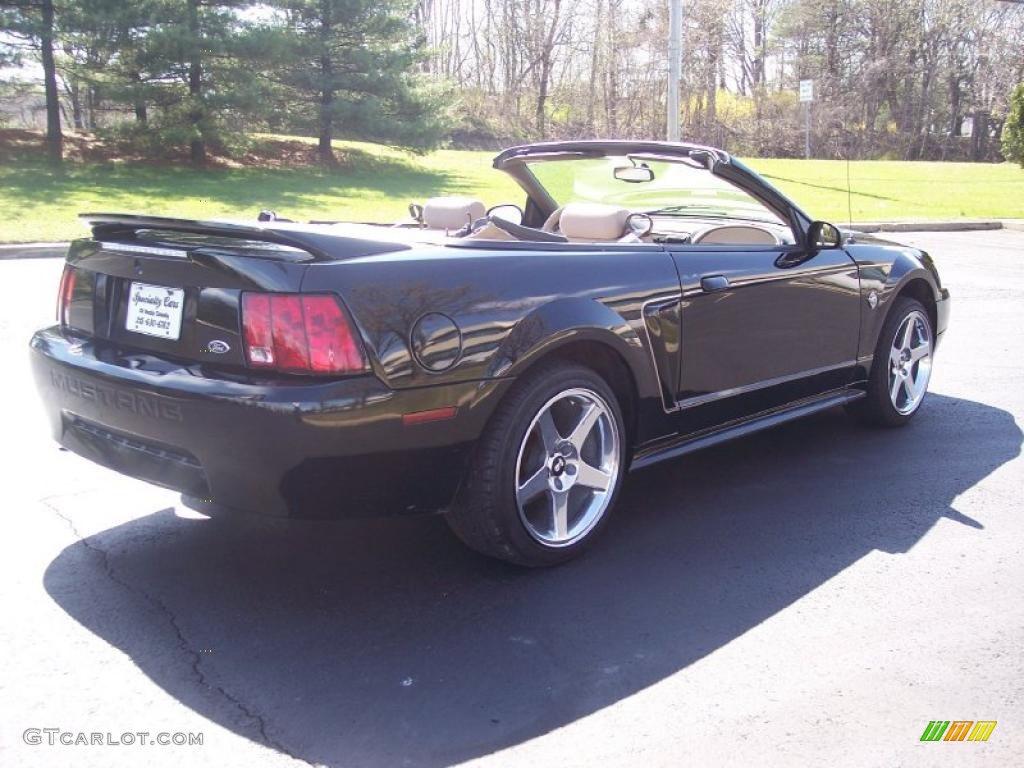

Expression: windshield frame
xmin=493 ymin=140 xmax=811 ymax=245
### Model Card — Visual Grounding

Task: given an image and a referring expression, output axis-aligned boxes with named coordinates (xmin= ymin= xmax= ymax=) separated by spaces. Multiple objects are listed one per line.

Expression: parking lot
xmin=1 ymin=229 xmax=1021 ymax=767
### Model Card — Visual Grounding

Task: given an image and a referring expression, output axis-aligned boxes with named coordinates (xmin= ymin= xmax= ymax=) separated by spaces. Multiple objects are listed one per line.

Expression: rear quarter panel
xmin=300 ymin=243 xmax=683 ymax=442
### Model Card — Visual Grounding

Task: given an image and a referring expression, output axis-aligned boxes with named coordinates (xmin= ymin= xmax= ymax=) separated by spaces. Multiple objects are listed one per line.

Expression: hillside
xmin=1 ymin=130 xmax=1021 ymax=243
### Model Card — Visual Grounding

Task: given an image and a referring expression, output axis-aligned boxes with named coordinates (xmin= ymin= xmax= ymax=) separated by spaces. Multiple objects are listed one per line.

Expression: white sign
xmin=799 ymin=79 xmax=814 ymax=103
xmin=126 ymin=282 xmax=184 ymax=340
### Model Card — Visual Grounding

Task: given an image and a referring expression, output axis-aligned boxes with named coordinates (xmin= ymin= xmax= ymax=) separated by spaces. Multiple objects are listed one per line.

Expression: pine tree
xmin=265 ymin=0 xmax=446 ymax=163
xmin=138 ymin=0 xmax=254 ymax=163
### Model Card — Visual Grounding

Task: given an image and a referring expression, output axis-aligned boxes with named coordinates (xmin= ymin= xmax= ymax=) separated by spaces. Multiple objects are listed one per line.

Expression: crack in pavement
xmin=43 ymin=498 xmax=314 ymax=766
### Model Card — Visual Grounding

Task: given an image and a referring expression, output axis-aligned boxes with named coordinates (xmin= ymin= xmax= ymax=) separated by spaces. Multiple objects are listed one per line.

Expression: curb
xmin=0 ymin=243 xmax=68 ymax=260
xmin=846 ymin=221 xmax=1004 ymax=233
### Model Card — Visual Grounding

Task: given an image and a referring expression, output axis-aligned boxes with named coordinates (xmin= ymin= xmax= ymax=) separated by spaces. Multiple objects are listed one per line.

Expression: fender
xmin=847 ymin=241 xmax=945 ymax=373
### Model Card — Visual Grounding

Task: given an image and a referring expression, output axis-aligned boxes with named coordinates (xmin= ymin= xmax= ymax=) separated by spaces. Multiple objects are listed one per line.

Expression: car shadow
xmin=43 ymin=393 xmax=1021 ymax=766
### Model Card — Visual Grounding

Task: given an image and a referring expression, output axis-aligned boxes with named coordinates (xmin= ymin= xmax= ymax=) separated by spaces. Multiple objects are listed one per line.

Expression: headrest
xmin=558 ymin=202 xmax=631 ymax=240
xmin=422 ymin=197 xmax=486 ymax=230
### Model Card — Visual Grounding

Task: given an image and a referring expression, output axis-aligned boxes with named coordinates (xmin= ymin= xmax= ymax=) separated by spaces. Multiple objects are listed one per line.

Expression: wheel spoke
xmin=909 ymin=344 xmax=929 ymax=363
xmin=900 ymin=316 xmax=917 ymax=350
xmin=535 ymin=410 xmax=561 ymax=453
xmin=517 ymin=466 xmax=549 ymax=505
xmin=567 ymin=403 xmax=601 ymax=451
xmin=909 ymin=372 xmax=925 ymax=403
xmin=890 ymin=373 xmax=903 ymax=404
xmin=551 ymin=491 xmax=569 ymax=539
xmin=576 ymin=461 xmax=611 ymax=492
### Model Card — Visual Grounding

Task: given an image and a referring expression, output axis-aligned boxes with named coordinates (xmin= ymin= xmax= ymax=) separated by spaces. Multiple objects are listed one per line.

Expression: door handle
xmin=700 ymin=275 xmax=730 ymax=293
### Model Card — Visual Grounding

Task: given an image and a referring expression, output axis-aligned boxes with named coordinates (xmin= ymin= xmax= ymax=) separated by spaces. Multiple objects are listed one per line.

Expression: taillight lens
xmin=268 ymin=295 xmax=309 ymax=371
xmin=302 ymin=295 xmax=365 ymax=372
xmin=241 ymin=292 xmax=366 ymax=375
xmin=57 ymin=264 xmax=76 ymax=327
xmin=241 ymin=293 xmax=273 ymax=366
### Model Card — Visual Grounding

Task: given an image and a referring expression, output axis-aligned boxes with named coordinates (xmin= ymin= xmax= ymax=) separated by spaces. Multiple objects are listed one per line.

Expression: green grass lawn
xmin=1 ymin=136 xmax=1022 ymax=242
xmin=748 ymin=158 xmax=1024 ymax=225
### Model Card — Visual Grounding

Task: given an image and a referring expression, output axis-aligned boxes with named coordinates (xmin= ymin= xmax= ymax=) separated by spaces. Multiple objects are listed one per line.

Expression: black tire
xmin=446 ymin=360 xmax=628 ymax=567
xmin=847 ymin=296 xmax=933 ymax=427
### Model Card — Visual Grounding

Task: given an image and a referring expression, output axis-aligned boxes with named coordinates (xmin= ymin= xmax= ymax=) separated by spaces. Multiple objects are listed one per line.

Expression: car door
xmin=668 ymin=241 xmax=862 ymax=434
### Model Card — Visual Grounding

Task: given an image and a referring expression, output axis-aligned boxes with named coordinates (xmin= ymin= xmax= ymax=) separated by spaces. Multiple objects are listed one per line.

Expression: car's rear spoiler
xmin=79 ymin=213 xmax=408 ymax=262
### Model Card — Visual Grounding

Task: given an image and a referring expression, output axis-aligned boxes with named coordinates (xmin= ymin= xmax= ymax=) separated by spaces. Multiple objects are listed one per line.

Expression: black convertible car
xmin=30 ymin=140 xmax=950 ymax=566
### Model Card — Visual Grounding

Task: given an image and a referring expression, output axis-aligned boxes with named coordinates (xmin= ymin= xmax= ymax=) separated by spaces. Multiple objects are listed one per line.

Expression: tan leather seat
xmin=557 ymin=202 xmax=632 ymax=242
xmin=421 ymin=197 xmax=486 ymax=231
xmin=692 ymin=225 xmax=779 ymax=245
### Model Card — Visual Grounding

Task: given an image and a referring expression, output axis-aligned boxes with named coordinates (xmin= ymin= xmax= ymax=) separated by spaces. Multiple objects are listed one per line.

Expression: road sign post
xmin=799 ymin=79 xmax=814 ymax=159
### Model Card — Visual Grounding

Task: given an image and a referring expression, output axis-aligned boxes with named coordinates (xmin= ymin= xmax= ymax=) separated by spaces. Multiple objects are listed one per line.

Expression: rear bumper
xmin=30 ymin=327 xmax=507 ymax=518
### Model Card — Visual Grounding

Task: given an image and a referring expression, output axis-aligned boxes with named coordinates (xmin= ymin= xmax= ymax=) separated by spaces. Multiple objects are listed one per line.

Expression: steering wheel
xmin=487 ymin=203 xmax=525 ymax=222
xmin=625 ymin=212 xmax=654 ymax=238
xmin=541 ymin=206 xmax=564 ymax=233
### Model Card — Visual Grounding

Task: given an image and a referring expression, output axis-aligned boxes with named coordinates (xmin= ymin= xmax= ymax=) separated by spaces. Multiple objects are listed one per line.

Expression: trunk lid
xmin=63 ymin=214 xmax=404 ymax=368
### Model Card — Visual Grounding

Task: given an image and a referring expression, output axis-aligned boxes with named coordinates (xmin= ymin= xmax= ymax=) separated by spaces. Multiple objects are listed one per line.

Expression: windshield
xmin=526 ymin=156 xmax=785 ymax=225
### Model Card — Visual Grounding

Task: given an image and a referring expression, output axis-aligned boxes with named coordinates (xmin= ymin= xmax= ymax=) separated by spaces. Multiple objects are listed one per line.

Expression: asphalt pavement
xmin=0 ymin=229 xmax=1021 ymax=767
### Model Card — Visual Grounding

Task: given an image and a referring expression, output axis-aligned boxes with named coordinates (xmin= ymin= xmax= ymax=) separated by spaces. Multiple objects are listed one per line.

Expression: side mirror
xmin=807 ymin=220 xmax=842 ymax=249
xmin=487 ymin=203 xmax=524 ymax=226
xmin=613 ymin=165 xmax=655 ymax=183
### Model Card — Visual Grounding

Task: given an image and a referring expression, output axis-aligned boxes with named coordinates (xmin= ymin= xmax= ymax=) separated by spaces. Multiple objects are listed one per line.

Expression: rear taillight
xmin=241 ymin=292 xmax=366 ymax=375
xmin=57 ymin=264 xmax=76 ymax=327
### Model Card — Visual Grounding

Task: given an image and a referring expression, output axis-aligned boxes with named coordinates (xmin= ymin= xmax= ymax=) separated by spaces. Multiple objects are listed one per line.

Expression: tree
xmin=520 ymin=0 xmax=573 ymax=139
xmin=266 ymin=0 xmax=446 ymax=163
xmin=1003 ymin=83 xmax=1024 ymax=167
xmin=56 ymin=0 xmax=147 ymax=131
xmin=142 ymin=0 xmax=254 ymax=164
xmin=3 ymin=0 xmax=1023 ymax=161
xmin=1 ymin=0 xmax=64 ymax=161
xmin=39 ymin=0 xmax=60 ymax=159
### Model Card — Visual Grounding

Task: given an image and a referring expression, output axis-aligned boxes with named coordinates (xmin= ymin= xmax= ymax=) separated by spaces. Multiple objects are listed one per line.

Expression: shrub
xmin=1003 ymin=83 xmax=1024 ymax=167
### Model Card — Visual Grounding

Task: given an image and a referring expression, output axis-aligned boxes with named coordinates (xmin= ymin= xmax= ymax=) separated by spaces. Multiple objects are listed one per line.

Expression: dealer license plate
xmin=125 ymin=282 xmax=185 ymax=340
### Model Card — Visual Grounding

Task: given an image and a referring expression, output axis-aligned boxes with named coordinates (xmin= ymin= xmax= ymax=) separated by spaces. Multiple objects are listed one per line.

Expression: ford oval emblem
xmin=207 ymin=339 xmax=231 ymax=354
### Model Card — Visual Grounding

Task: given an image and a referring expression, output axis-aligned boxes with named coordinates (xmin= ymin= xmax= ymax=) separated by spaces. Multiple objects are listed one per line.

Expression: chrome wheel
xmin=514 ymin=387 xmax=620 ymax=547
xmin=888 ymin=310 xmax=932 ymax=415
